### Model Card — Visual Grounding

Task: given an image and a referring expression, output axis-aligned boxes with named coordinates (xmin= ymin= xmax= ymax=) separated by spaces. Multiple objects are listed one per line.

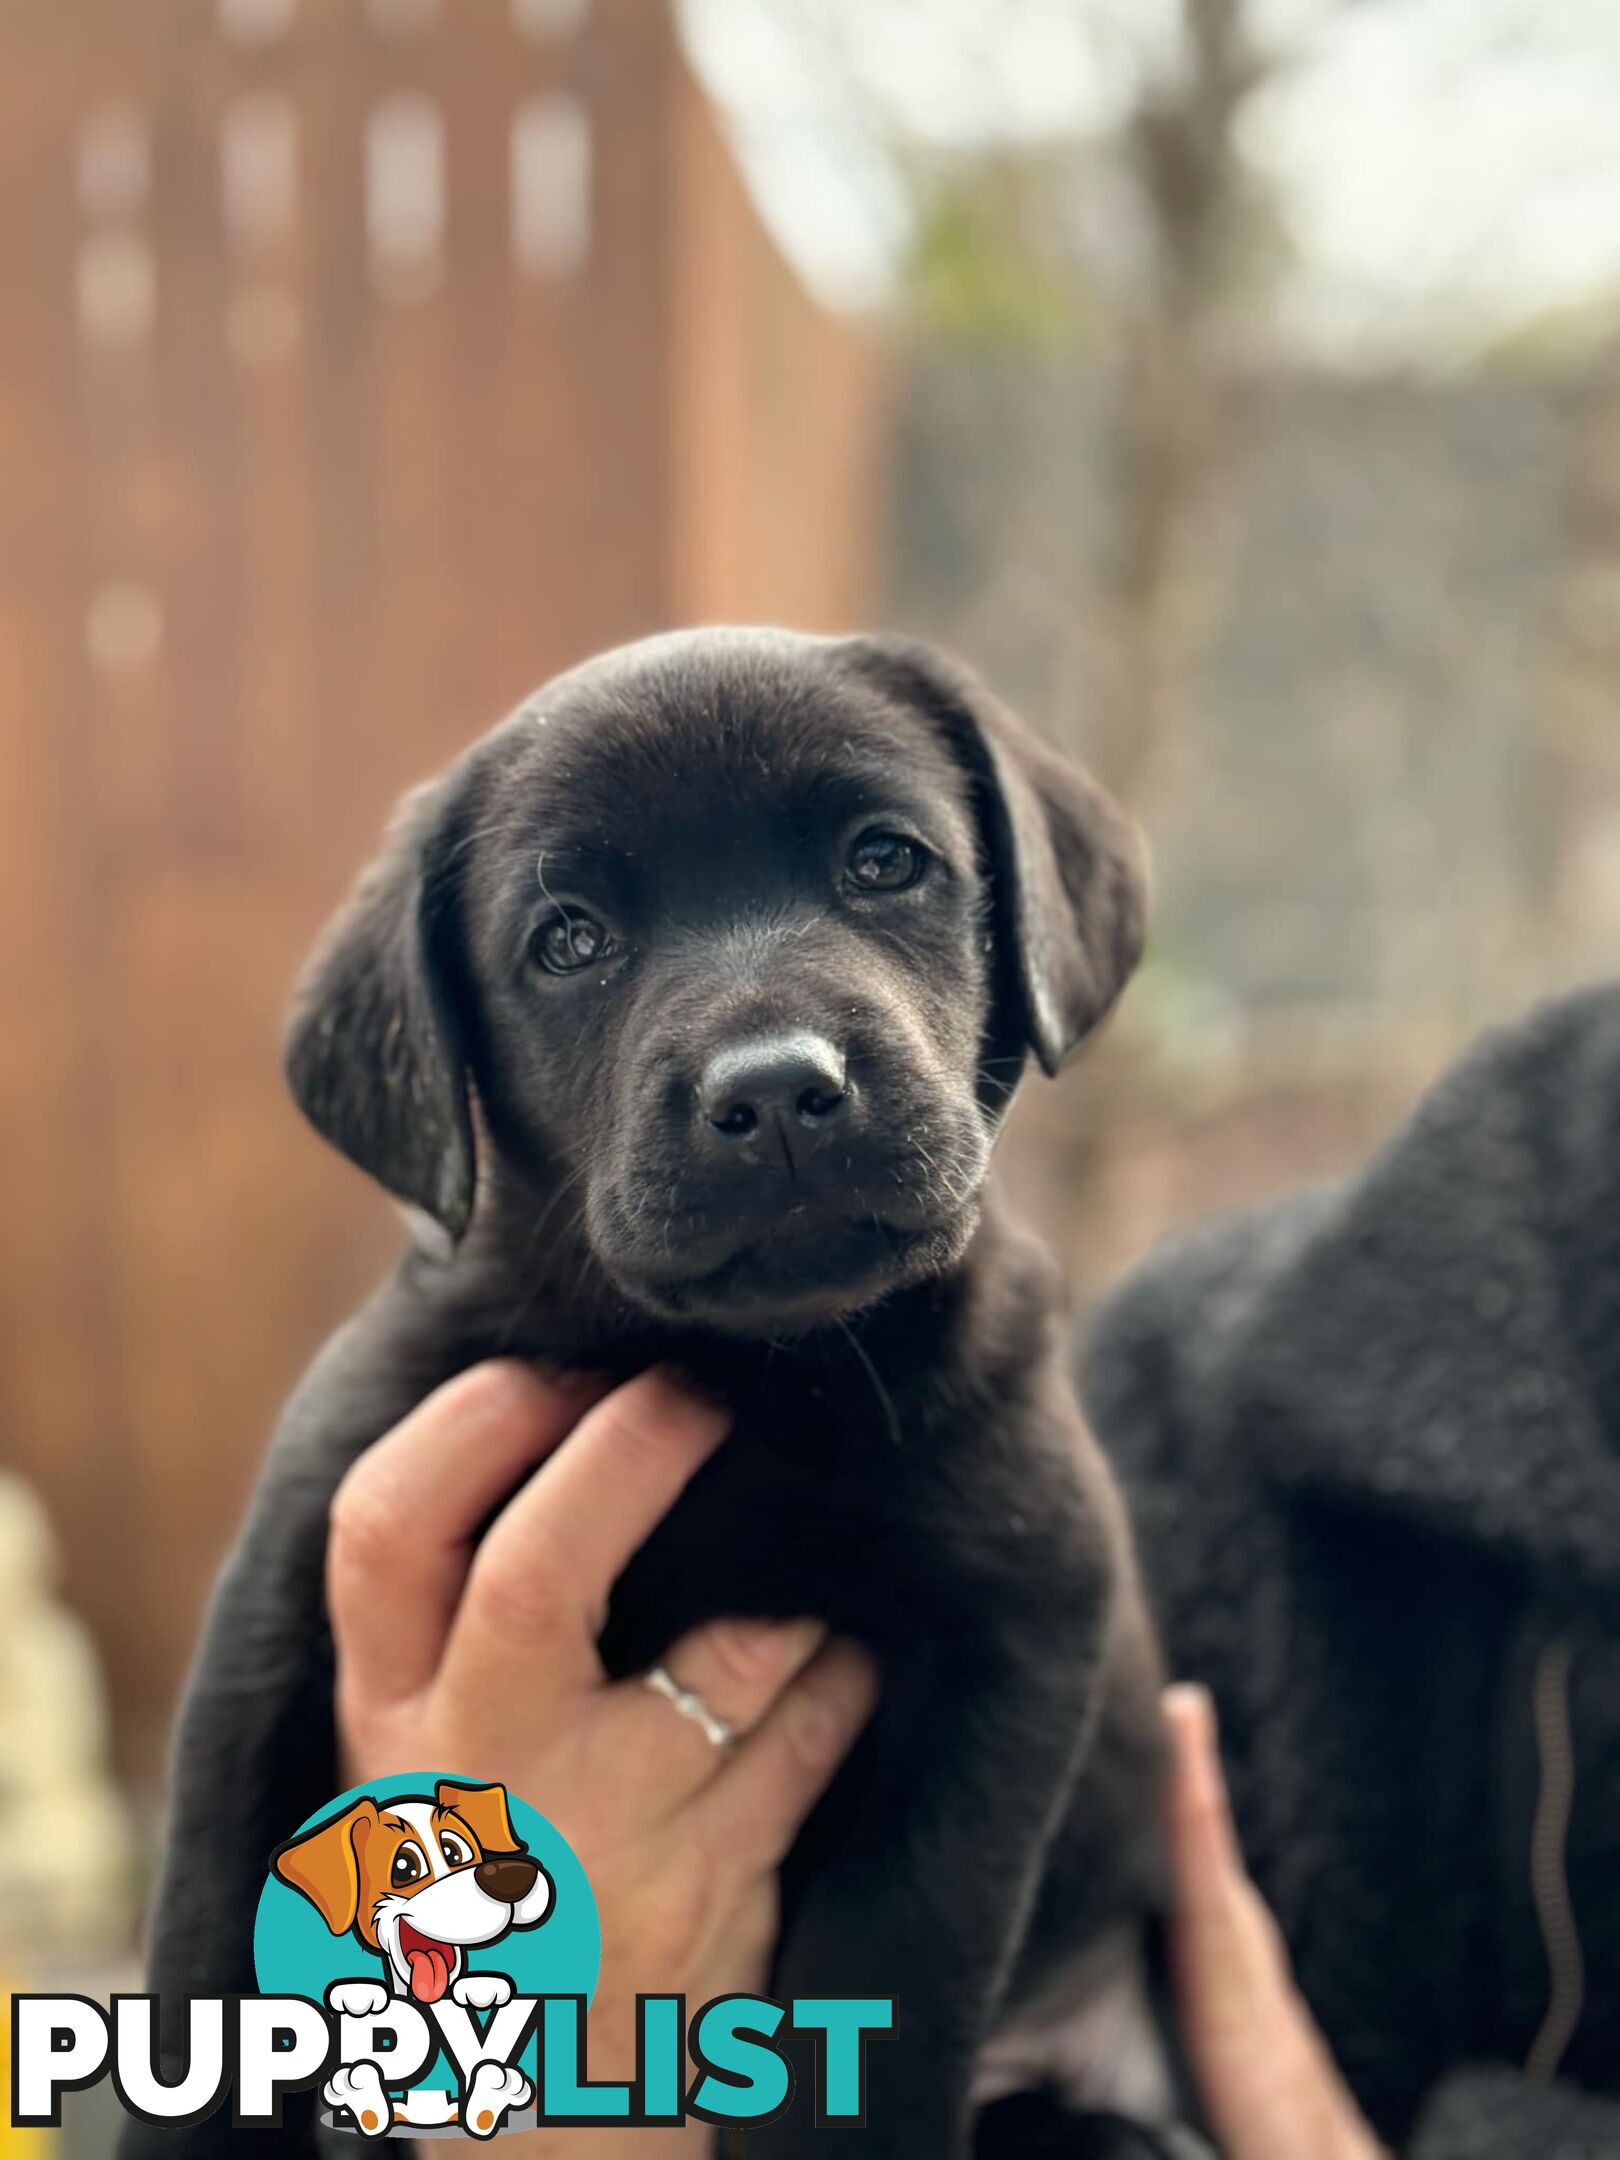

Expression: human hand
xmin=1163 ymin=1684 xmax=1388 ymax=2160
xmin=330 ymin=1361 xmax=877 ymax=2153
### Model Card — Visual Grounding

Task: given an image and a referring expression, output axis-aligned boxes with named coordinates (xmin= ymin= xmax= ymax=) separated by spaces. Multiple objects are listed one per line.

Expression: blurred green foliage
xmin=903 ymin=153 xmax=1102 ymax=349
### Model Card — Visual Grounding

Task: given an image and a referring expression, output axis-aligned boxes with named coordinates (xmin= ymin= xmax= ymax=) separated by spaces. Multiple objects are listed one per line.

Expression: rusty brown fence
xmin=0 ymin=0 xmax=880 ymax=1784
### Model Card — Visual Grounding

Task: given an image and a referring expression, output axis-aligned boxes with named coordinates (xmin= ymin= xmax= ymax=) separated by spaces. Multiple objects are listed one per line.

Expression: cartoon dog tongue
xmin=404 ymin=1935 xmax=453 ymax=2003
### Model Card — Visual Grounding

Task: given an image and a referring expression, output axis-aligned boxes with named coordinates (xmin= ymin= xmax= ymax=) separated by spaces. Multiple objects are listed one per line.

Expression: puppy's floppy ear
xmin=435 ymin=1780 xmax=524 ymax=1856
xmin=271 ymin=1797 xmax=379 ymax=1937
xmin=284 ymin=774 xmax=475 ymax=1239
xmin=842 ymin=636 xmax=1147 ymax=1076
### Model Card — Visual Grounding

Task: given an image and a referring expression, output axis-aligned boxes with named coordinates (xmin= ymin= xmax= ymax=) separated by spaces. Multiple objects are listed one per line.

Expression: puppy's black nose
xmin=699 ymin=1031 xmax=849 ymax=1142
xmin=475 ymin=1854 xmax=539 ymax=1902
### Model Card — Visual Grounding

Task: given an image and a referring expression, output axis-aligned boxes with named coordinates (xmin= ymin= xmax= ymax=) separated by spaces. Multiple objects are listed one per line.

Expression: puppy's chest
xmin=597 ymin=1392 xmax=1025 ymax=1673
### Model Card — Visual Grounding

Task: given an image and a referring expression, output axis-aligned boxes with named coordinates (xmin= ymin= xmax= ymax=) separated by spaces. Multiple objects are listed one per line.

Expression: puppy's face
xmin=458 ymin=660 xmax=994 ymax=1328
xmin=287 ymin=632 xmax=1145 ymax=1336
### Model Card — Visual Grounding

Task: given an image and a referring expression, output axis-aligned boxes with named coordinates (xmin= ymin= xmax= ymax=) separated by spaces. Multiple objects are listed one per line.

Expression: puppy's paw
xmin=462 ymin=2061 xmax=532 ymax=2139
xmin=323 ymin=2062 xmax=392 ymax=2139
xmin=451 ymin=1971 xmax=514 ymax=2012
xmin=325 ymin=1979 xmax=391 ymax=2020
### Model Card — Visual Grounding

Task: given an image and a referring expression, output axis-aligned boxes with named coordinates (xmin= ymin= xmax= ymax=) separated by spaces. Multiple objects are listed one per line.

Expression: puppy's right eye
xmin=530 ymin=909 xmax=612 ymax=976
xmin=391 ymin=1843 xmax=427 ymax=1887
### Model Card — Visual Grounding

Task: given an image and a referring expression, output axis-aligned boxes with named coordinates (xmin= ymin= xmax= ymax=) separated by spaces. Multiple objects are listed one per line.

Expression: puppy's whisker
xmin=833 ymin=1315 xmax=904 ymax=1452
xmin=495 ymin=1166 xmax=590 ymax=1350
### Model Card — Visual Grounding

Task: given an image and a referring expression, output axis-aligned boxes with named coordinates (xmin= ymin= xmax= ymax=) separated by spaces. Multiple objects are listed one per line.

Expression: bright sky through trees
xmin=681 ymin=0 xmax=1620 ymax=363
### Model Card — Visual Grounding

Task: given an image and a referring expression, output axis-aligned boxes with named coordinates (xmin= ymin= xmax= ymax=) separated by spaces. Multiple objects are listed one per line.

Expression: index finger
xmin=1163 ymin=1683 xmax=1247 ymax=1921
xmin=328 ymin=1361 xmax=606 ymax=1706
xmin=1163 ymin=1689 xmax=1388 ymax=2160
xmin=1164 ymin=1684 xmax=1297 ymax=2057
xmin=437 ymin=1368 xmax=730 ymax=1713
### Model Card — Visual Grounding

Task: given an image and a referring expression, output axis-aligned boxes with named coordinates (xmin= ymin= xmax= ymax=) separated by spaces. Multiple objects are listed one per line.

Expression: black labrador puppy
xmin=130 ymin=630 xmax=1199 ymax=2158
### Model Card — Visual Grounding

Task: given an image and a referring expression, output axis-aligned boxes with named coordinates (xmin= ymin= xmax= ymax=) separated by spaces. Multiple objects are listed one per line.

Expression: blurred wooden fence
xmin=0 ymin=0 xmax=881 ymax=1785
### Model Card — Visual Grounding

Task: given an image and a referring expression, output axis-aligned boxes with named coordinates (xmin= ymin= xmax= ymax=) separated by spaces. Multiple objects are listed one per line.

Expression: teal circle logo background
xmin=253 ymin=1773 xmax=600 ymax=2097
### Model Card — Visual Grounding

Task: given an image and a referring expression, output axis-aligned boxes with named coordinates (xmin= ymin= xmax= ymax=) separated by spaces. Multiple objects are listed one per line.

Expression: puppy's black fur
xmin=130 ymin=631 xmax=1192 ymax=2157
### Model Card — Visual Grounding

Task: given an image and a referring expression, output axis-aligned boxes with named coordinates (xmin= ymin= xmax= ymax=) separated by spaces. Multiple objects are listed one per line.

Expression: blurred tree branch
xmin=752 ymin=0 xmax=1279 ymax=1288
xmin=1035 ymin=0 xmax=1271 ymax=1290
xmin=1096 ymin=0 xmax=1266 ymax=805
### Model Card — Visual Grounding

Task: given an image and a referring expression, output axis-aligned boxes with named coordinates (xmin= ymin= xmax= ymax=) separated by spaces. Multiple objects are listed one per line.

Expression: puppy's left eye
xmin=438 ymin=1833 xmax=471 ymax=1868
xmin=846 ymin=830 xmax=928 ymax=893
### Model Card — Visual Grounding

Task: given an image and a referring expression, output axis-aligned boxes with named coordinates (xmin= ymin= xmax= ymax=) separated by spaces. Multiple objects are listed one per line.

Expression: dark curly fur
xmin=1083 ymin=983 xmax=1620 ymax=2157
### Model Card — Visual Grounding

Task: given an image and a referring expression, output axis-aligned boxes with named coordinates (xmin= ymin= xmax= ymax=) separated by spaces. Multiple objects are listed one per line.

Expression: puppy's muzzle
xmin=475 ymin=1853 xmax=541 ymax=1902
xmin=697 ymin=1029 xmax=850 ymax=1155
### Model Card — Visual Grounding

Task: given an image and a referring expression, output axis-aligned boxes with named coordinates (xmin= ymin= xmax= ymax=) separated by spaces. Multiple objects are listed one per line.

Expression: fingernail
xmin=1164 ymin=1680 xmax=1217 ymax=1751
xmin=790 ymin=1687 xmax=845 ymax=1769
xmin=534 ymin=1363 xmax=614 ymax=1396
xmin=791 ymin=1643 xmax=876 ymax=1768
xmin=451 ymin=1360 xmax=548 ymax=1423
xmin=599 ymin=1369 xmax=732 ymax=1461
xmin=720 ymin=1616 xmax=827 ymax=1678
xmin=1167 ymin=1684 xmax=1240 ymax=1863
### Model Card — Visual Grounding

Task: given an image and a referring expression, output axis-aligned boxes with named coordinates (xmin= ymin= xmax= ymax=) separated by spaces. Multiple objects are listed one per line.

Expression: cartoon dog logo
xmin=272 ymin=1779 xmax=554 ymax=2137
